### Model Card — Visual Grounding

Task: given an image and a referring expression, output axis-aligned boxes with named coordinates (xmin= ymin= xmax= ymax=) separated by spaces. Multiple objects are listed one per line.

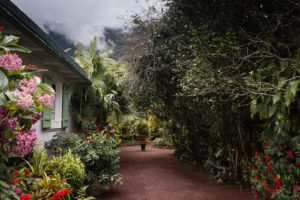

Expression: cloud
xmin=11 ymin=0 xmax=164 ymax=47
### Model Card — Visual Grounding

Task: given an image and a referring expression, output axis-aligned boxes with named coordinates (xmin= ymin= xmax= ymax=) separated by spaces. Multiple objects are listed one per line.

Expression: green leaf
xmin=0 ymin=70 xmax=8 ymax=91
xmin=289 ymin=80 xmax=300 ymax=97
xmin=272 ymin=93 xmax=281 ymax=104
xmin=0 ymin=180 xmax=9 ymax=188
xmin=37 ymin=83 xmax=55 ymax=94
xmin=269 ymin=104 xmax=277 ymax=117
xmin=5 ymin=129 xmax=14 ymax=140
xmin=284 ymin=92 xmax=293 ymax=107
xmin=0 ymin=93 xmax=8 ymax=105
xmin=1 ymin=35 xmax=18 ymax=45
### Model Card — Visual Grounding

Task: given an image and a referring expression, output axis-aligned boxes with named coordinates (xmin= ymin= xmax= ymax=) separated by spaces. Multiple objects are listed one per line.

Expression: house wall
xmin=33 ymin=70 xmax=79 ymax=148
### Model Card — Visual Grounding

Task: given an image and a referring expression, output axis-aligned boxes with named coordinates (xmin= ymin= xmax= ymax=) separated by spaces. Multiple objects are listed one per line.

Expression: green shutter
xmin=62 ymin=84 xmax=70 ymax=128
xmin=42 ymin=75 xmax=52 ymax=129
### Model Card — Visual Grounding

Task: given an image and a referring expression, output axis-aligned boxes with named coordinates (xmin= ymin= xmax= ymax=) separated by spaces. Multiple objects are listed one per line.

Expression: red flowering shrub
xmin=249 ymin=122 xmax=300 ymax=200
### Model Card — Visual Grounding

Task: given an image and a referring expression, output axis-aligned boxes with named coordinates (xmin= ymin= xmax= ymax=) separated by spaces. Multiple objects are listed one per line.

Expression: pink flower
xmin=38 ymin=93 xmax=55 ymax=107
xmin=18 ymin=77 xmax=37 ymax=94
xmin=0 ymin=53 xmax=22 ymax=71
xmin=7 ymin=129 xmax=37 ymax=157
xmin=10 ymin=89 xmax=34 ymax=108
xmin=110 ymin=128 xmax=115 ymax=133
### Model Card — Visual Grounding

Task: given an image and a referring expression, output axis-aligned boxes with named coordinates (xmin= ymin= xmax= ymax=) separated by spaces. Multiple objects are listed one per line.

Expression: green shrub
xmin=249 ymin=122 xmax=300 ymax=200
xmin=47 ymin=150 xmax=85 ymax=190
xmin=152 ymin=137 xmax=174 ymax=149
xmin=45 ymin=123 xmax=122 ymax=189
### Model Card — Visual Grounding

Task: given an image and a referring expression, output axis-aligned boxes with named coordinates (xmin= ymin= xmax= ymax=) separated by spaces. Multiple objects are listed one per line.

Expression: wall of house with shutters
xmin=33 ymin=72 xmax=76 ymax=147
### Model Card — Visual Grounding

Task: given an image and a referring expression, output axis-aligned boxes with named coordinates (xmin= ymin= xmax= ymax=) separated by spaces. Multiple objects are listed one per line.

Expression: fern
xmin=75 ymin=186 xmax=95 ymax=200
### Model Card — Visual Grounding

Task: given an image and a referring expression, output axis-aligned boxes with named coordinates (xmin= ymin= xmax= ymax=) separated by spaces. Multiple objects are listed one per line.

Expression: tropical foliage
xmin=122 ymin=0 xmax=300 ymax=199
xmin=71 ymin=37 xmax=123 ymax=125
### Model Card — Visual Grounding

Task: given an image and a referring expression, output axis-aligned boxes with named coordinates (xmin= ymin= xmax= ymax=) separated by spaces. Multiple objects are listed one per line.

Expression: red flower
xmin=94 ymin=117 xmax=97 ymax=121
xmin=255 ymin=152 xmax=258 ymax=157
xmin=267 ymin=165 xmax=272 ymax=173
xmin=98 ymin=123 xmax=101 ymax=127
xmin=252 ymin=164 xmax=255 ymax=169
xmin=14 ymin=171 xmax=18 ymax=176
xmin=280 ymin=145 xmax=286 ymax=152
xmin=17 ymin=179 xmax=21 ymax=183
xmin=262 ymin=141 xmax=268 ymax=148
xmin=25 ymin=170 xmax=30 ymax=177
xmin=12 ymin=179 xmax=16 ymax=185
xmin=286 ymin=150 xmax=293 ymax=159
xmin=97 ymin=127 xmax=100 ymax=131
xmin=84 ymin=137 xmax=87 ymax=140
xmin=37 ymin=75 xmax=41 ymax=79
xmin=255 ymin=192 xmax=258 ymax=196
xmin=292 ymin=185 xmax=297 ymax=193
xmin=255 ymin=175 xmax=259 ymax=180
xmin=265 ymin=155 xmax=270 ymax=162
xmin=24 ymin=65 xmax=29 ymax=69
xmin=84 ymin=117 xmax=87 ymax=121
xmin=0 ymin=26 xmax=4 ymax=30
xmin=20 ymin=194 xmax=31 ymax=200
xmin=296 ymin=160 xmax=300 ymax=166
xmin=48 ymin=189 xmax=70 ymax=200
xmin=73 ymin=130 xmax=76 ymax=133
xmin=270 ymin=136 xmax=273 ymax=140
xmin=33 ymin=65 xmax=37 ymax=69
xmin=286 ymin=165 xmax=290 ymax=169
xmin=42 ymin=92 xmax=45 ymax=96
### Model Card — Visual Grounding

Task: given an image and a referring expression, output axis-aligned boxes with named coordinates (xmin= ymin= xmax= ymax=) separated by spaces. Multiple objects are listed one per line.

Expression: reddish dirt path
xmin=95 ymin=145 xmax=254 ymax=200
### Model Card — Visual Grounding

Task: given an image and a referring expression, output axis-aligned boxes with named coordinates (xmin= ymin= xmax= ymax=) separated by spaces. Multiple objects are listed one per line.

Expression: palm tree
xmin=71 ymin=37 xmax=121 ymax=123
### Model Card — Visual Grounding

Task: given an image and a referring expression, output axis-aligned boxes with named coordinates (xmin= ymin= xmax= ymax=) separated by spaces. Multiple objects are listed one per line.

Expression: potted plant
xmin=135 ymin=120 xmax=148 ymax=151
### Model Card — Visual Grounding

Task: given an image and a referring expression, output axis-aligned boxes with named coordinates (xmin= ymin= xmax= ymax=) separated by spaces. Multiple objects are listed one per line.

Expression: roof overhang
xmin=0 ymin=0 xmax=91 ymax=85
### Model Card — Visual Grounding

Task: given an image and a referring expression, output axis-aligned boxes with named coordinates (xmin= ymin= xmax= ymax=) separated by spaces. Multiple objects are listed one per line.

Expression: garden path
xmin=95 ymin=144 xmax=254 ymax=200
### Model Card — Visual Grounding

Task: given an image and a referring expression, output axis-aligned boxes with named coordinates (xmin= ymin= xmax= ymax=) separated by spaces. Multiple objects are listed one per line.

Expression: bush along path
xmin=95 ymin=145 xmax=254 ymax=200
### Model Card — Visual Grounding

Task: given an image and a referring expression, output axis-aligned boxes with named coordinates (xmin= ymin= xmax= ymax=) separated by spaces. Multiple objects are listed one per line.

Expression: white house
xmin=0 ymin=0 xmax=91 ymax=146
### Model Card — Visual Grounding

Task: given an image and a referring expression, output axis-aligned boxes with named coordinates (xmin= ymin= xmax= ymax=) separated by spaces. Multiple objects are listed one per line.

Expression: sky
xmin=11 ymin=0 xmax=164 ymax=47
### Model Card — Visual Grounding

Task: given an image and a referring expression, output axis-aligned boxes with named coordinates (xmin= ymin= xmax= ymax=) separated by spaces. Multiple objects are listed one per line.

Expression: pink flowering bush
xmin=18 ymin=77 xmax=37 ymax=93
xmin=7 ymin=129 xmax=37 ymax=157
xmin=10 ymin=89 xmax=34 ymax=108
xmin=0 ymin=29 xmax=56 ymax=199
xmin=0 ymin=53 xmax=22 ymax=71
xmin=38 ymin=93 xmax=55 ymax=107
